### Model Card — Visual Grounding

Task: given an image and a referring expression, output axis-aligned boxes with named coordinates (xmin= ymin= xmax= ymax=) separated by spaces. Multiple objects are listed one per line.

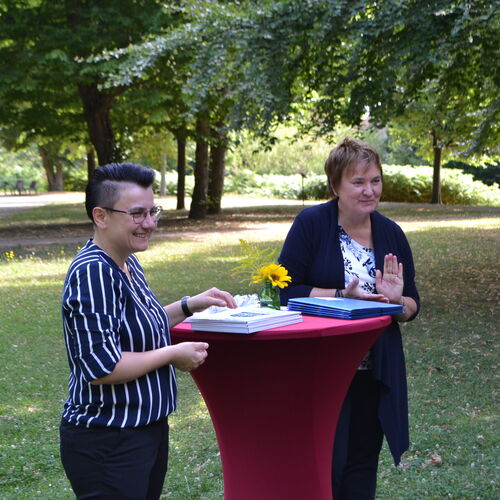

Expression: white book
xmin=187 ymin=305 xmax=303 ymax=334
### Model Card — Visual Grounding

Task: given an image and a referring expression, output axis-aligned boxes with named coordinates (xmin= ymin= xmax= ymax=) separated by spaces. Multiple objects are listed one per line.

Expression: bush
xmin=287 ymin=176 xmax=330 ymax=200
xmin=0 ymin=146 xmax=47 ymax=192
xmin=228 ymin=130 xmax=333 ymax=177
xmin=443 ymin=160 xmax=500 ymax=186
xmin=221 ymin=166 xmax=500 ymax=206
xmin=440 ymin=170 xmax=500 ymax=205
xmin=112 ymin=163 xmax=499 ymax=207
xmin=382 ymin=165 xmax=500 ymax=206
xmin=306 ymin=178 xmax=331 ymax=200
xmin=382 ymin=166 xmax=430 ymax=203
xmin=64 ymin=168 xmax=88 ymax=192
xmin=224 ymin=169 xmax=265 ymax=194
xmin=155 ymin=172 xmax=194 ymax=196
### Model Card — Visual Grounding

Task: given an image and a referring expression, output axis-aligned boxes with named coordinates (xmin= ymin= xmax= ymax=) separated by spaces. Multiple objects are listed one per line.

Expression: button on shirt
xmin=61 ymin=240 xmax=177 ymax=428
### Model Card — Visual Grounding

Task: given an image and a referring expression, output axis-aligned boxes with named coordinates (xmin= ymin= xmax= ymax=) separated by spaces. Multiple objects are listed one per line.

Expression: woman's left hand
xmin=375 ymin=253 xmax=404 ymax=303
xmin=188 ymin=287 xmax=237 ymax=313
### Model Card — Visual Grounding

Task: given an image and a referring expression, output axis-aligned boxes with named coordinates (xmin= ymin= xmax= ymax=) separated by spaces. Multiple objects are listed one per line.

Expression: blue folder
xmin=287 ymin=297 xmax=403 ymax=319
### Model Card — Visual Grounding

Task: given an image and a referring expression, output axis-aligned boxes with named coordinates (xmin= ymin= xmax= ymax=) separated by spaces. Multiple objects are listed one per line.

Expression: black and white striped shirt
xmin=61 ymin=240 xmax=177 ymax=428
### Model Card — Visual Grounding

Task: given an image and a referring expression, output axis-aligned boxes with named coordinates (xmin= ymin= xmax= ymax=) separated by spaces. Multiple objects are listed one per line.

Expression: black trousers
xmin=332 ymin=371 xmax=384 ymax=500
xmin=60 ymin=418 xmax=169 ymax=500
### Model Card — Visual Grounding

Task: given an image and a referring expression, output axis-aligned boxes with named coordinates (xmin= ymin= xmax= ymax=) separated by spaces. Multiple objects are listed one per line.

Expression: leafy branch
xmin=230 ymin=238 xmax=279 ymax=285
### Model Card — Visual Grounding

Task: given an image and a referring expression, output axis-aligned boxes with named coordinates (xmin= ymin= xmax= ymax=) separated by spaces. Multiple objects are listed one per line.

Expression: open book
xmin=186 ymin=305 xmax=303 ymax=334
xmin=287 ymin=297 xmax=403 ymax=319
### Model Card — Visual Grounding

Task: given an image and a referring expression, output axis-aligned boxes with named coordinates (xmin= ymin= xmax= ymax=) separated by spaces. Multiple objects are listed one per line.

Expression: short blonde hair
xmin=324 ymin=137 xmax=382 ymax=197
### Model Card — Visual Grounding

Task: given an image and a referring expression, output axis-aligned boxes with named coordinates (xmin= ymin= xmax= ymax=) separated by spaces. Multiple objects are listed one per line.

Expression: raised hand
xmin=375 ymin=253 xmax=404 ymax=303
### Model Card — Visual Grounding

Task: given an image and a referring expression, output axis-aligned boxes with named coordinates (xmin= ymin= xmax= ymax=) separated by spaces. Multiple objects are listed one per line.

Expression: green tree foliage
xmin=1 ymin=0 xmax=497 ymax=205
xmin=194 ymin=0 xmax=498 ymax=206
xmin=340 ymin=0 xmax=500 ymax=202
xmin=127 ymin=128 xmax=177 ymax=196
xmin=229 ymin=126 xmax=341 ymax=176
xmin=93 ymin=2 xmax=233 ymax=217
xmin=0 ymin=144 xmax=45 ymax=191
xmin=0 ymin=0 xmax=171 ymax=166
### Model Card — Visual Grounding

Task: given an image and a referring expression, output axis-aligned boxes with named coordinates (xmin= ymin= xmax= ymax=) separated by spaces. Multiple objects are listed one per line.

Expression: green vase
xmin=259 ymin=281 xmax=281 ymax=310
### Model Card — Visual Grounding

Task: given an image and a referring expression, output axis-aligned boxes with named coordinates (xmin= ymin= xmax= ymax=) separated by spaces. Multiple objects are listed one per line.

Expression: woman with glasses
xmin=59 ymin=162 xmax=236 ymax=500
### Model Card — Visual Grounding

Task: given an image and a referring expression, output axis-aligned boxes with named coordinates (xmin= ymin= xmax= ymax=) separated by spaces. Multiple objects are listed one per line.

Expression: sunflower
xmin=252 ymin=263 xmax=291 ymax=288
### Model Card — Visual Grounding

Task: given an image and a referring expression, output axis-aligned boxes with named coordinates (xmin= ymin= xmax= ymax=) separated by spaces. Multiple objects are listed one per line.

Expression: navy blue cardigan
xmin=279 ymin=200 xmax=420 ymax=465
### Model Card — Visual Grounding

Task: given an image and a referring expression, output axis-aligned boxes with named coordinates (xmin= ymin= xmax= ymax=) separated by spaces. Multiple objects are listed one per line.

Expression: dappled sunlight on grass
xmin=1 ymin=259 xmax=69 ymax=289
xmin=0 ymin=202 xmax=499 ymax=499
xmin=145 ymin=240 xmax=204 ymax=260
xmin=1 ymin=402 xmax=55 ymax=419
xmin=2 ymin=277 xmax=67 ymax=289
xmin=145 ymin=235 xmax=284 ymax=265
xmin=399 ymin=217 xmax=500 ymax=232
xmin=2 ymin=204 xmax=88 ymax=227
xmin=171 ymin=398 xmax=213 ymax=426
xmin=0 ymin=244 xmax=81 ymax=264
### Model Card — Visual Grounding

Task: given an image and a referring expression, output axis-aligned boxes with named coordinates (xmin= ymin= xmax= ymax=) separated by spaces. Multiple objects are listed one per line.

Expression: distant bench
xmin=2 ymin=180 xmax=38 ymax=195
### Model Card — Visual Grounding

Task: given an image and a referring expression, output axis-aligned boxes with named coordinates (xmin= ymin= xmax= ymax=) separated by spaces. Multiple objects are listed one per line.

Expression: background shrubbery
xmin=2 ymin=131 xmax=499 ymax=206
xmin=443 ymin=160 xmax=500 ymax=186
xmin=224 ymin=131 xmax=500 ymax=206
xmin=159 ymin=165 xmax=500 ymax=206
xmin=381 ymin=166 xmax=500 ymax=205
xmin=0 ymin=146 xmax=47 ymax=192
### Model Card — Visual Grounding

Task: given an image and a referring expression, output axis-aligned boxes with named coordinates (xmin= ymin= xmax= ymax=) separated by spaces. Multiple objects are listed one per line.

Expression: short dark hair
xmin=85 ymin=162 xmax=156 ymax=222
xmin=324 ymin=138 xmax=382 ymax=197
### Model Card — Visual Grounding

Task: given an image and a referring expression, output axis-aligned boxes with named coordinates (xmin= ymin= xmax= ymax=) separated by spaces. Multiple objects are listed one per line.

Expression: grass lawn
xmin=0 ymin=197 xmax=498 ymax=499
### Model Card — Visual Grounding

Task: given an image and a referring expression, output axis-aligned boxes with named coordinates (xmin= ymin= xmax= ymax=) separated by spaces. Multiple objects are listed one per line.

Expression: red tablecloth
xmin=172 ymin=314 xmax=391 ymax=500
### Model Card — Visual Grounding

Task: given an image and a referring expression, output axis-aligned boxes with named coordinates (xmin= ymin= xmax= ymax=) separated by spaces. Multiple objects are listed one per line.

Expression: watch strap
xmin=181 ymin=295 xmax=193 ymax=317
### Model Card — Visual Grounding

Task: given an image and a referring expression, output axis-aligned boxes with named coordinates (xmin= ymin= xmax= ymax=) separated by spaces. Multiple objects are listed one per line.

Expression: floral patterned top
xmin=339 ymin=225 xmax=376 ymax=370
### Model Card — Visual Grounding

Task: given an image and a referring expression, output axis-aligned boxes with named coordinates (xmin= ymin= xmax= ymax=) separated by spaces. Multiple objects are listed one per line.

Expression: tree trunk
xmin=38 ymin=145 xmax=64 ymax=191
xmin=78 ymin=83 xmax=118 ymax=165
xmin=431 ymin=129 xmax=443 ymax=204
xmin=87 ymin=147 xmax=96 ymax=182
xmin=160 ymin=153 xmax=167 ymax=197
xmin=55 ymin=164 xmax=64 ymax=191
xmin=176 ymin=132 xmax=187 ymax=210
xmin=189 ymin=115 xmax=210 ymax=220
xmin=207 ymin=123 xmax=227 ymax=215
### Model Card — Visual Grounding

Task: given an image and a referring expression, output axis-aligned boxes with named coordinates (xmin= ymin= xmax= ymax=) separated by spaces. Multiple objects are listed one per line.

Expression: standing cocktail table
xmin=171 ymin=314 xmax=390 ymax=500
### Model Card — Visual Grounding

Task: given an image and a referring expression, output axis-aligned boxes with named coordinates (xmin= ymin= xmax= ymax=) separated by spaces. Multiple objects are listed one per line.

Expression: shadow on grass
xmin=1 ymin=211 xmax=499 ymax=499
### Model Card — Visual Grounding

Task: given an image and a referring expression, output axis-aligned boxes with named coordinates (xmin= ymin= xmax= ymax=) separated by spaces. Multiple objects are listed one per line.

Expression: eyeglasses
xmin=103 ymin=206 xmax=163 ymax=224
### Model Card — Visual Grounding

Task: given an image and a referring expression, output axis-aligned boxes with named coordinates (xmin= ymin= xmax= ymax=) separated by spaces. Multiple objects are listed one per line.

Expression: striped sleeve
xmin=63 ymin=259 xmax=123 ymax=382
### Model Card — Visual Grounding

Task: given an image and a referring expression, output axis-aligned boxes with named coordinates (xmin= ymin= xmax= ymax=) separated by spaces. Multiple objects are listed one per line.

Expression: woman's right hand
xmin=170 ymin=342 xmax=209 ymax=372
xmin=344 ymin=278 xmax=389 ymax=302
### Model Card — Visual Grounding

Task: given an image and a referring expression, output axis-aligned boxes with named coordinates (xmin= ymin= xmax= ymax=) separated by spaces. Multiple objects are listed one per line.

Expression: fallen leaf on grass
xmin=425 ymin=451 xmax=443 ymax=467
xmin=427 ymin=366 xmax=443 ymax=374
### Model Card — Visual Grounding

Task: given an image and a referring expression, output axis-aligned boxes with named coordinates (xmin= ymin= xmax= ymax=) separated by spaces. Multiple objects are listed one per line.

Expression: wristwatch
xmin=181 ymin=296 xmax=193 ymax=317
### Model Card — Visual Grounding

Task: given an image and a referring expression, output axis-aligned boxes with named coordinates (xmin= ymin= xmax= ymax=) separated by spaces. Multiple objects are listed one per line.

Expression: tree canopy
xmin=0 ymin=0 xmax=497 ymax=204
xmin=0 ymin=0 xmax=174 ymax=165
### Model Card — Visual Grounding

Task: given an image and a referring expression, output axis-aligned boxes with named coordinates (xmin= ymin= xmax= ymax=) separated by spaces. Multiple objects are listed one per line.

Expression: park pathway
xmin=0 ymin=192 xmax=84 ymax=217
xmin=0 ymin=193 xmax=88 ymax=249
xmin=0 ymin=192 xmax=297 ymax=250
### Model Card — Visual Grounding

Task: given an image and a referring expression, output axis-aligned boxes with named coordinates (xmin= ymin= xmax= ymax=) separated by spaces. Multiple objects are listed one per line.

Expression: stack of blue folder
xmin=287 ymin=297 xmax=404 ymax=319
